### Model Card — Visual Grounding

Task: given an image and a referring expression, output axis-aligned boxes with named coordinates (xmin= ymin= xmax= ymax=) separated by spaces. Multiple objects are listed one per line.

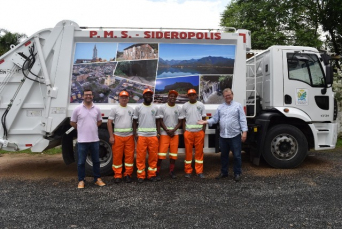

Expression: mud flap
xmin=61 ymin=129 xmax=76 ymax=165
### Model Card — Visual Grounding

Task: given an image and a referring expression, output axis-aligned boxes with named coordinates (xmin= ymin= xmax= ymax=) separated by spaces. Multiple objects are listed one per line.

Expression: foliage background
xmin=221 ymin=0 xmax=342 ymax=135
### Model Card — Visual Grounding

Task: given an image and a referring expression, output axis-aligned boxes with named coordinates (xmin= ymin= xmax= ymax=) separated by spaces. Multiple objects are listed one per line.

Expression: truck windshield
xmin=287 ymin=53 xmax=325 ymax=87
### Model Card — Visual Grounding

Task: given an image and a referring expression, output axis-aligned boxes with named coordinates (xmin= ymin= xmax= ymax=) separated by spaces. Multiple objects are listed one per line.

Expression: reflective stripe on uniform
xmin=112 ymin=164 xmax=123 ymax=168
xmin=138 ymin=128 xmax=157 ymax=132
xmin=195 ymin=160 xmax=203 ymax=164
xmin=184 ymin=160 xmax=192 ymax=164
xmin=125 ymin=163 xmax=134 ymax=167
xmin=114 ymin=128 xmax=133 ymax=132
xmin=169 ymin=153 xmax=177 ymax=157
xmin=137 ymin=169 xmax=145 ymax=173
xmin=148 ymin=167 xmax=157 ymax=171
xmin=186 ymin=124 xmax=203 ymax=129
xmin=158 ymin=153 xmax=167 ymax=156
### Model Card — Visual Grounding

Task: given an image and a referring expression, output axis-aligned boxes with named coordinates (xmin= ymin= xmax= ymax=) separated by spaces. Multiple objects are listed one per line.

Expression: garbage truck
xmin=0 ymin=20 xmax=337 ymax=175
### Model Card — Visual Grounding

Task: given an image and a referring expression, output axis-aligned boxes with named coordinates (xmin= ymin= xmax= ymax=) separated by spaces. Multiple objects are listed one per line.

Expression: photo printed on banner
xmin=155 ymin=75 xmax=200 ymax=104
xmin=71 ymin=42 xmax=159 ymax=104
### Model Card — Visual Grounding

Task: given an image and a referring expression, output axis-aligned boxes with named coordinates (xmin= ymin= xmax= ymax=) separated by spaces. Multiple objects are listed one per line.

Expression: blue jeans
xmin=219 ymin=134 xmax=242 ymax=175
xmin=77 ymin=141 xmax=101 ymax=182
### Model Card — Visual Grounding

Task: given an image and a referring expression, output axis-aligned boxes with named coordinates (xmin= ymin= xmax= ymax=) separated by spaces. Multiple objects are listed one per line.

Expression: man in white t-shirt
xmin=107 ymin=90 xmax=134 ymax=183
xmin=180 ymin=89 xmax=206 ymax=179
xmin=133 ymin=88 xmax=160 ymax=183
xmin=156 ymin=90 xmax=183 ymax=180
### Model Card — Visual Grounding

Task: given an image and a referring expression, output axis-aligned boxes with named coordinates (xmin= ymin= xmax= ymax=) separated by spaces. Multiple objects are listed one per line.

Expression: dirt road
xmin=1 ymin=150 xmax=342 ymax=228
xmin=0 ymin=150 xmax=338 ymax=180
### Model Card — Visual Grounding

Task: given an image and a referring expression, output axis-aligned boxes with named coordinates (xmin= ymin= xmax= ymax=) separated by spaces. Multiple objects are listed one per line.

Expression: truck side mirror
xmin=321 ymin=53 xmax=331 ymax=65
xmin=325 ymin=65 xmax=333 ymax=85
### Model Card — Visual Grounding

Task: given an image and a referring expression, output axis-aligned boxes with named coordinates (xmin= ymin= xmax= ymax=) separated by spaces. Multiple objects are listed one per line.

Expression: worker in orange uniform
xmin=133 ymin=88 xmax=160 ymax=183
xmin=107 ymin=90 xmax=135 ymax=183
xmin=180 ymin=89 xmax=206 ymax=178
xmin=156 ymin=90 xmax=183 ymax=180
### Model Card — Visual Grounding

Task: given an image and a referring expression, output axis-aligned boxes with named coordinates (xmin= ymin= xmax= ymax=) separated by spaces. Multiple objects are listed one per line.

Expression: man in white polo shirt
xmin=70 ymin=88 xmax=106 ymax=189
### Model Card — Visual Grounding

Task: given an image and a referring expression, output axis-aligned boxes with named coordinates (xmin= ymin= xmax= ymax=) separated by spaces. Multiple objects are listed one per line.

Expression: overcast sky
xmin=0 ymin=0 xmax=230 ymax=36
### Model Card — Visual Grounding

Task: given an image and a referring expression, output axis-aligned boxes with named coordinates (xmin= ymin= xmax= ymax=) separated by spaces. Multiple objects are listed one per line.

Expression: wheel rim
xmin=270 ymin=133 xmax=298 ymax=160
xmin=86 ymin=140 xmax=112 ymax=168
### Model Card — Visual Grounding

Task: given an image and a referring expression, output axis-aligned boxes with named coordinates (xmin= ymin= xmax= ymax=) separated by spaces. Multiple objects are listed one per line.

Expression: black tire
xmin=263 ymin=124 xmax=308 ymax=169
xmin=74 ymin=129 xmax=113 ymax=176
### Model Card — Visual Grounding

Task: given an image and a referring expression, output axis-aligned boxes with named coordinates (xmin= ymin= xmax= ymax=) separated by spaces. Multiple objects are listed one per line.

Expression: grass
xmin=336 ymin=138 xmax=342 ymax=148
xmin=0 ymin=147 xmax=62 ymax=155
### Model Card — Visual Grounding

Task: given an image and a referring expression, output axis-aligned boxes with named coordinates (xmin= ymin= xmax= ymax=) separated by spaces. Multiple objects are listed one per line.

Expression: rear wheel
xmin=263 ymin=124 xmax=308 ymax=168
xmin=74 ymin=129 xmax=113 ymax=176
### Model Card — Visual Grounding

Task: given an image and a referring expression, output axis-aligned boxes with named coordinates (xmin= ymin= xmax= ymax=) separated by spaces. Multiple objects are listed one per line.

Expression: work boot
xmin=149 ymin=176 xmax=157 ymax=182
xmin=138 ymin=178 xmax=144 ymax=183
xmin=197 ymin=173 xmax=205 ymax=179
xmin=114 ymin=178 xmax=122 ymax=183
xmin=169 ymin=171 xmax=177 ymax=179
xmin=125 ymin=175 xmax=132 ymax=183
xmin=184 ymin=173 xmax=191 ymax=178
xmin=156 ymin=173 xmax=161 ymax=181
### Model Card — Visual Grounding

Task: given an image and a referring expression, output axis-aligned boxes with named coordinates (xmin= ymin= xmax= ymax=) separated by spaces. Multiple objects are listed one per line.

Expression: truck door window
xmin=287 ymin=53 xmax=325 ymax=87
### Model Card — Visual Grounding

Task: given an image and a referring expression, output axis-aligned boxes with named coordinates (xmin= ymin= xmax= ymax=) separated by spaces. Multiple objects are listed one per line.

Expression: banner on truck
xmin=71 ymin=42 xmax=236 ymax=104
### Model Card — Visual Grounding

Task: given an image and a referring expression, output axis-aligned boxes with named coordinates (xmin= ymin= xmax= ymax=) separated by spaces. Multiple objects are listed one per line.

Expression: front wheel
xmin=263 ymin=124 xmax=308 ymax=169
xmin=74 ymin=129 xmax=113 ymax=176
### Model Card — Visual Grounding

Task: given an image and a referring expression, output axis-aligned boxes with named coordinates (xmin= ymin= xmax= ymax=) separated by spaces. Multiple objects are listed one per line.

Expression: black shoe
xmin=169 ymin=171 xmax=177 ymax=179
xmin=234 ymin=174 xmax=241 ymax=182
xmin=114 ymin=178 xmax=122 ymax=183
xmin=184 ymin=173 xmax=191 ymax=178
xmin=156 ymin=173 xmax=161 ymax=181
xmin=215 ymin=173 xmax=228 ymax=180
xmin=149 ymin=176 xmax=157 ymax=182
xmin=125 ymin=175 xmax=132 ymax=183
xmin=138 ymin=178 xmax=144 ymax=183
xmin=197 ymin=173 xmax=205 ymax=179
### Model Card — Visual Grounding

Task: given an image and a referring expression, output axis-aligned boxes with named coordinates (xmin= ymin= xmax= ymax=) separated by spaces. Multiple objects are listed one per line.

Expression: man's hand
xmin=241 ymin=132 xmax=247 ymax=143
xmin=197 ymin=120 xmax=207 ymax=125
xmin=109 ymin=136 xmax=115 ymax=145
xmin=167 ymin=129 xmax=175 ymax=138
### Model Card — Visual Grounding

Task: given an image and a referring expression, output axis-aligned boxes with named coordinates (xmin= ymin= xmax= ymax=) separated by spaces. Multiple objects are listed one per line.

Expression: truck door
xmin=283 ymin=51 xmax=329 ymax=121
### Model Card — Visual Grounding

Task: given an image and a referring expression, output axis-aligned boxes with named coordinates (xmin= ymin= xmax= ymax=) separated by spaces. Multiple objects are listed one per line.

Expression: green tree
xmin=220 ymin=0 xmax=323 ymax=49
xmin=0 ymin=29 xmax=27 ymax=56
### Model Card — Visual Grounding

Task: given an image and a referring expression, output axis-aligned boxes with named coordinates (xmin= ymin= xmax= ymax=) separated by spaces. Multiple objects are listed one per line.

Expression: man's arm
xmin=156 ymin=118 xmax=161 ymax=137
xmin=182 ymin=119 xmax=186 ymax=134
xmin=241 ymin=131 xmax=247 ymax=143
xmin=201 ymin=116 xmax=206 ymax=132
xmin=238 ymin=104 xmax=248 ymax=143
xmin=172 ymin=119 xmax=183 ymax=133
xmin=133 ymin=119 xmax=138 ymax=141
xmin=70 ymin=121 xmax=77 ymax=129
xmin=107 ymin=119 xmax=114 ymax=144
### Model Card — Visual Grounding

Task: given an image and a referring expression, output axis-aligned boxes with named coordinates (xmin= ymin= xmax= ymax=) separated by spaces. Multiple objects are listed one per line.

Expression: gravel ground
xmin=1 ymin=150 xmax=342 ymax=229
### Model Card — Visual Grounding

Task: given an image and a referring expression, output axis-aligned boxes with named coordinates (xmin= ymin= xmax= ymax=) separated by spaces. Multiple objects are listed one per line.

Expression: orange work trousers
xmin=112 ymin=135 xmax=135 ymax=178
xmin=136 ymin=136 xmax=159 ymax=179
xmin=184 ymin=130 xmax=205 ymax=174
xmin=158 ymin=135 xmax=179 ymax=160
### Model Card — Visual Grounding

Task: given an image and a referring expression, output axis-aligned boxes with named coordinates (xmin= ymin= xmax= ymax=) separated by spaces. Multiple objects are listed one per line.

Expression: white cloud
xmin=0 ymin=0 xmax=230 ymax=36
